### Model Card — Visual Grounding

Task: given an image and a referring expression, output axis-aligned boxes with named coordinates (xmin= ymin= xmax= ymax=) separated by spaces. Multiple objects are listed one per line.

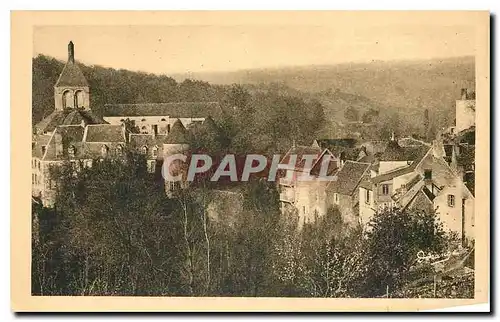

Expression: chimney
xmin=68 ymin=41 xmax=75 ymax=63
xmin=461 ymin=88 xmax=467 ymax=100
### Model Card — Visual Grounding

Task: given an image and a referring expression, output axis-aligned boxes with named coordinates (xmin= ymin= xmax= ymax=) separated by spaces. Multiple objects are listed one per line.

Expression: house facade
xmin=358 ymin=143 xmax=475 ymax=244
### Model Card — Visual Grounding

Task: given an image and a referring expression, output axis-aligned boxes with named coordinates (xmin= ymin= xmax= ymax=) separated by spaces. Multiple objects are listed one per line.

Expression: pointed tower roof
xmin=165 ymin=119 xmax=189 ymax=144
xmin=201 ymin=116 xmax=219 ymax=135
xmin=55 ymin=41 xmax=89 ymax=87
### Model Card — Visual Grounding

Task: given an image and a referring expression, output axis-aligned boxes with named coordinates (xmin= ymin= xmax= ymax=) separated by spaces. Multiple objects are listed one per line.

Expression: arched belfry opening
xmin=62 ymin=90 xmax=73 ymax=109
xmin=74 ymin=90 xmax=84 ymax=108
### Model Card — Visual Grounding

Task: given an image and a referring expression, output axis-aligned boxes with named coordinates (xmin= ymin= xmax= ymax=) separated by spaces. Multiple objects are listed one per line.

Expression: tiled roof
xmin=359 ymin=180 xmax=372 ymax=190
xmin=102 ymin=102 xmax=220 ymax=118
xmin=55 ymin=61 xmax=89 ymax=87
xmin=358 ymin=153 xmax=376 ymax=164
xmin=129 ymin=134 xmax=169 ymax=149
xmin=358 ymin=140 xmax=388 ymax=154
xmin=371 ymin=165 xmax=415 ymax=184
xmin=32 ymin=134 xmax=52 ymax=158
xmin=165 ymin=119 xmax=189 ymax=144
xmin=328 ymin=161 xmax=371 ymax=196
xmin=369 ymin=148 xmax=430 ymax=184
xmin=398 ymin=137 xmax=431 ymax=148
xmin=57 ymin=125 xmax=85 ymax=143
xmin=378 ymin=141 xmax=428 ymax=162
xmin=85 ymin=124 xmax=125 ymax=143
xmin=78 ymin=142 xmax=126 ymax=159
xmin=280 ymin=145 xmax=322 ymax=172
xmin=35 ymin=109 xmax=107 ymax=134
xmin=201 ymin=116 xmax=219 ymax=135
xmin=41 ymin=125 xmax=85 ymax=161
xmin=309 ymin=149 xmax=340 ymax=177
xmin=314 ymin=138 xmax=357 ymax=150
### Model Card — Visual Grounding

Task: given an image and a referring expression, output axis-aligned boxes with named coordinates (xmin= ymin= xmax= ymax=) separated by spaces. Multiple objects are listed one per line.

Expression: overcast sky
xmin=33 ymin=24 xmax=476 ymax=74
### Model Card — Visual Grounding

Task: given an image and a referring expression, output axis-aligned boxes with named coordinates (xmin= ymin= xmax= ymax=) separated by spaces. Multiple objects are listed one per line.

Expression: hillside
xmin=33 ymin=55 xmax=474 ymax=142
xmin=172 ymin=56 xmax=475 ymax=136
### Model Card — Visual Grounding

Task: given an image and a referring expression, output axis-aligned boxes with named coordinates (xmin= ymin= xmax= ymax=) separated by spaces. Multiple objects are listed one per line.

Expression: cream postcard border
xmin=11 ymin=10 xmax=490 ymax=312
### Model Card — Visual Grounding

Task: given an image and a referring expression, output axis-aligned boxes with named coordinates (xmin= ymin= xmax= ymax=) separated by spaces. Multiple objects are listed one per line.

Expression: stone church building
xmin=32 ymin=41 xmax=220 ymax=206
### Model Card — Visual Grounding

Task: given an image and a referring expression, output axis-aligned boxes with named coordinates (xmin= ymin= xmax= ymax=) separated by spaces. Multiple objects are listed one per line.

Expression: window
xmin=41 ymin=145 xmax=46 ymax=156
xmin=37 ymin=160 xmax=40 ymax=170
xmin=448 ymin=194 xmax=455 ymax=207
xmin=382 ymin=184 xmax=389 ymax=195
xmin=365 ymin=189 xmax=370 ymax=204
xmin=303 ymin=206 xmax=306 ymax=215
xmin=68 ymin=145 xmax=76 ymax=158
xmin=167 ymin=124 xmax=171 ymax=133
xmin=161 ymin=118 xmax=166 ymax=122
xmin=141 ymin=145 xmax=148 ymax=155
xmin=424 ymin=169 xmax=432 ymax=180
xmin=141 ymin=119 xmax=146 ymax=122
xmin=152 ymin=146 xmax=159 ymax=158
xmin=334 ymin=193 xmax=339 ymax=204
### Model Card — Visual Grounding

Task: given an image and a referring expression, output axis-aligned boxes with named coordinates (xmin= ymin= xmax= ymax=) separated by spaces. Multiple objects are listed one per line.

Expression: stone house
xmin=278 ymin=145 xmax=340 ymax=226
xmin=325 ymin=160 xmax=371 ymax=227
xmin=358 ymin=144 xmax=475 ymax=244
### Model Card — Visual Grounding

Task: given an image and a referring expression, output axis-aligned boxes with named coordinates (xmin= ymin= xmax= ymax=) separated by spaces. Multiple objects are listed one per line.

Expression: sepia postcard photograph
xmin=10 ymin=10 xmax=490 ymax=312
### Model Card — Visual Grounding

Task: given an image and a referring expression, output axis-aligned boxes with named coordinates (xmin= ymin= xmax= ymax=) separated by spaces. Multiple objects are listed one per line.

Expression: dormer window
xmin=116 ymin=145 xmax=123 ymax=156
xmin=141 ymin=118 xmax=146 ymax=122
xmin=161 ymin=118 xmax=166 ymax=122
xmin=101 ymin=145 xmax=109 ymax=157
xmin=152 ymin=146 xmax=159 ymax=158
xmin=141 ymin=145 xmax=148 ymax=155
xmin=68 ymin=145 xmax=76 ymax=158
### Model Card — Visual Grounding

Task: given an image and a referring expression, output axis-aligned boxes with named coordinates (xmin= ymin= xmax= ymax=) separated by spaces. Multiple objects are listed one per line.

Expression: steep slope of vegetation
xmin=173 ymin=56 xmax=475 ymax=137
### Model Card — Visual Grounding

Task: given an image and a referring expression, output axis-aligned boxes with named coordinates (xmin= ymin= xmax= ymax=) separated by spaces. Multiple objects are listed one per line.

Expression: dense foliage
xmin=32 ymin=155 xmax=469 ymax=297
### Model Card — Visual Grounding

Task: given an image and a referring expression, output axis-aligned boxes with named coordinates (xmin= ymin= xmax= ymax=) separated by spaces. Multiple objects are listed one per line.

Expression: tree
xmin=42 ymin=153 xmax=180 ymax=295
xmin=344 ymin=106 xmax=359 ymax=122
xmin=360 ymin=208 xmax=447 ymax=297
xmin=120 ymin=118 xmax=140 ymax=134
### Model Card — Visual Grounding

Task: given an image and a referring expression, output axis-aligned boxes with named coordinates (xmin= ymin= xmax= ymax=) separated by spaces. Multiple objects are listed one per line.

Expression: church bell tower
xmin=54 ymin=41 xmax=90 ymax=111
